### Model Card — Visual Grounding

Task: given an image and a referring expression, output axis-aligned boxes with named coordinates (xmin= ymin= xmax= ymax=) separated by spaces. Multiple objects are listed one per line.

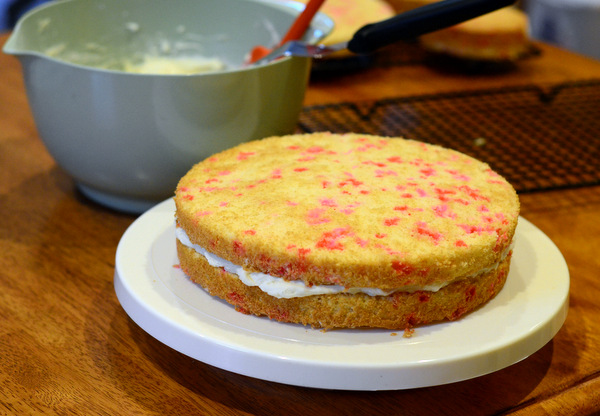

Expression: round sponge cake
xmin=175 ymin=133 xmax=519 ymax=329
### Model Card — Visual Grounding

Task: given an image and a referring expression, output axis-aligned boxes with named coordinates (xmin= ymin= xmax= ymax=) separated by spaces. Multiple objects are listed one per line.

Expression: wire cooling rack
xmin=298 ymin=80 xmax=600 ymax=193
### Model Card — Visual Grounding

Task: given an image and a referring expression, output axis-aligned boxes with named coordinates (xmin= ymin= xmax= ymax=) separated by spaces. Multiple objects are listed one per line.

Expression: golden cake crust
xmin=177 ymin=241 xmax=512 ymax=329
xmin=175 ymin=133 xmax=519 ymax=292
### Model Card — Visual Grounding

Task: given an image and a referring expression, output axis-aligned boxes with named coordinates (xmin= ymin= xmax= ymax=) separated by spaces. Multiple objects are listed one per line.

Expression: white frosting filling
xmin=175 ymin=227 xmax=455 ymax=299
xmin=176 ymin=227 xmax=515 ymax=299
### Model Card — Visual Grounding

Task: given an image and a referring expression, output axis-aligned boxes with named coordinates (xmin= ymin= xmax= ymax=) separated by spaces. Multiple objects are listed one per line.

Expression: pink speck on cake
xmin=494 ymin=229 xmax=510 ymax=251
xmin=316 ymin=228 xmax=352 ymax=251
xmin=409 ymin=159 xmax=423 ymax=166
xmin=338 ymin=178 xmax=363 ymax=188
xmin=392 ymin=261 xmax=414 ymax=276
xmin=415 ymin=222 xmax=443 ymax=244
xmin=459 ymin=185 xmax=490 ymax=201
xmin=459 ymin=224 xmax=495 ymax=235
xmin=465 ymin=286 xmax=477 ymax=302
xmin=297 ymin=247 xmax=311 ymax=259
xmin=232 ymin=241 xmax=246 ymax=256
xmin=446 ymin=169 xmax=471 ymax=181
xmin=454 ymin=198 xmax=470 ymax=206
xmin=237 ymin=151 xmax=255 ymax=161
xmin=384 ymin=217 xmax=401 ymax=226
xmin=356 ymin=143 xmax=379 ymax=152
xmin=420 ymin=167 xmax=437 ymax=177
xmin=306 ymin=208 xmax=331 ymax=225
xmin=453 ymin=173 xmax=471 ymax=181
xmin=433 ymin=204 xmax=457 ymax=219
xmin=306 ymin=146 xmax=326 ymax=153
xmin=363 ymin=160 xmax=387 ymax=167
xmin=416 ymin=188 xmax=428 ymax=197
xmin=376 ymin=243 xmax=403 ymax=256
xmin=495 ymin=212 xmax=509 ymax=224
xmin=355 ymin=237 xmax=369 ymax=247
xmin=320 ymin=198 xmax=338 ymax=207
xmin=375 ymin=169 xmax=398 ymax=178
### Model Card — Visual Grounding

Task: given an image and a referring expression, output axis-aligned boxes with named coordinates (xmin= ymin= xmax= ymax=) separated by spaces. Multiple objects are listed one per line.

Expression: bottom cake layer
xmin=177 ymin=241 xmax=511 ymax=330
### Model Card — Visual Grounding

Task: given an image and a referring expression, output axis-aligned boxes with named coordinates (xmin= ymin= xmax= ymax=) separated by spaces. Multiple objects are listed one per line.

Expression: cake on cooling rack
xmin=388 ymin=0 xmax=530 ymax=61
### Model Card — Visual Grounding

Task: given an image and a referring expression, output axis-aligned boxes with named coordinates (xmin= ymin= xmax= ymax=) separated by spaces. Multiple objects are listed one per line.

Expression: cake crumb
xmin=473 ymin=137 xmax=487 ymax=147
xmin=403 ymin=328 xmax=415 ymax=338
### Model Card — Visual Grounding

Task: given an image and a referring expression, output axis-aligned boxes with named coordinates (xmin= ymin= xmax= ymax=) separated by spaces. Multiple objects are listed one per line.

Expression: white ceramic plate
xmin=114 ymin=199 xmax=569 ymax=391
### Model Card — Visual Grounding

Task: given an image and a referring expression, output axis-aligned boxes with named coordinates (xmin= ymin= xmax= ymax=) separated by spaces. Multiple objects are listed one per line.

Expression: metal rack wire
xmin=299 ymin=80 xmax=600 ymax=193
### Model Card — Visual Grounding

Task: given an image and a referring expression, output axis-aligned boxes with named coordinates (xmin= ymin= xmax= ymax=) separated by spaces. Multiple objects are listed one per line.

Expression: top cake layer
xmin=175 ymin=133 xmax=519 ymax=290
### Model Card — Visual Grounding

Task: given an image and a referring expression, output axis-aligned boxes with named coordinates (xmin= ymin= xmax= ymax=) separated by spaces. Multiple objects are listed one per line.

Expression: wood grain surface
xmin=1 ymin=32 xmax=599 ymax=415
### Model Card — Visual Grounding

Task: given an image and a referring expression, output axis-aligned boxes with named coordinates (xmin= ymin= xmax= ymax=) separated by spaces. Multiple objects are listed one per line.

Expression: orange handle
xmin=280 ymin=0 xmax=327 ymax=45
xmin=247 ymin=0 xmax=327 ymax=64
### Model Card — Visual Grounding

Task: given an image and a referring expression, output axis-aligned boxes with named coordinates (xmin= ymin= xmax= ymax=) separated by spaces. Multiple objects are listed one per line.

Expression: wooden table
xmin=2 ymin=32 xmax=600 ymax=414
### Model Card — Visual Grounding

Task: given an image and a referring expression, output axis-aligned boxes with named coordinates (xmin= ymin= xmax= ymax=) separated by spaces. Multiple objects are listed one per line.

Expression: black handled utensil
xmin=253 ymin=0 xmax=517 ymax=65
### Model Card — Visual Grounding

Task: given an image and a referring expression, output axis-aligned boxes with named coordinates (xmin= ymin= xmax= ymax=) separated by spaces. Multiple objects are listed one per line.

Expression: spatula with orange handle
xmin=247 ymin=0 xmax=327 ymax=64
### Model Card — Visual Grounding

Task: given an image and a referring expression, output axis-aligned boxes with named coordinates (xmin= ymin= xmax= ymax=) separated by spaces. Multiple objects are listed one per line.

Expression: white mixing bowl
xmin=4 ymin=0 xmax=333 ymax=213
